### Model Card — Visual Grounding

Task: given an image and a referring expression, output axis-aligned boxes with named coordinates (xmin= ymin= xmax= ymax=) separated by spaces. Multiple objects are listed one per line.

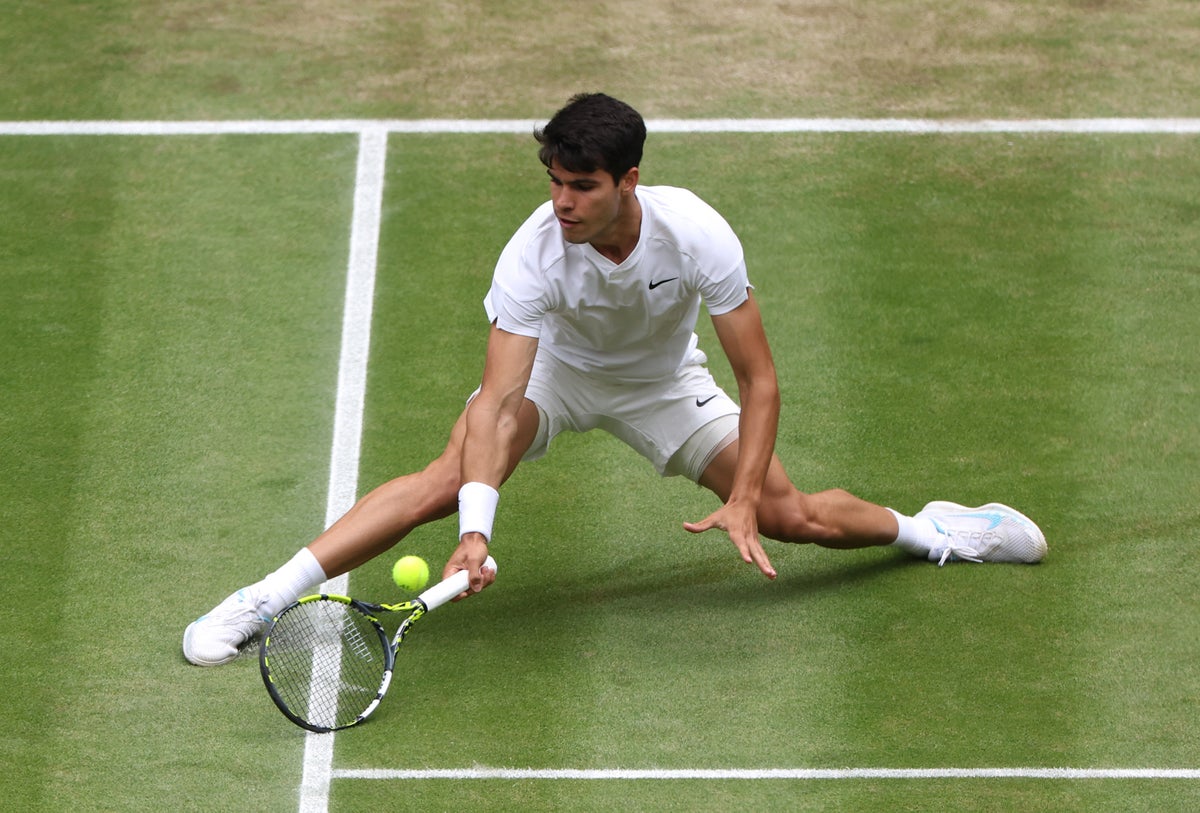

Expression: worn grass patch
xmin=1 ymin=1 xmax=1198 ymax=118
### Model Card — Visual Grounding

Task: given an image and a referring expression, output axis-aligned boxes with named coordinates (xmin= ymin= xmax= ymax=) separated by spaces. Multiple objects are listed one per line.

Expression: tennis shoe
xmin=183 ymin=584 xmax=270 ymax=666
xmin=916 ymin=501 xmax=1047 ymax=566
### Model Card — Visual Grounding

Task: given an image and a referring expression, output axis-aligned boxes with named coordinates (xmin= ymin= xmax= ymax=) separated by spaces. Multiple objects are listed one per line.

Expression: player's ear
xmin=619 ymin=166 xmax=639 ymax=194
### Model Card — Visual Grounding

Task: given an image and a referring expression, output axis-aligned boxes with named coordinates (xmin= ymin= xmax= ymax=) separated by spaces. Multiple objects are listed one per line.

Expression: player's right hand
xmin=444 ymin=533 xmax=495 ymax=600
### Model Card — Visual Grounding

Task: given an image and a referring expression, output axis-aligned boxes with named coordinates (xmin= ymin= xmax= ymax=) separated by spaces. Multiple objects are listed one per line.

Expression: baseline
xmin=2 ymin=118 xmax=1200 ymax=136
xmin=334 ymin=767 xmax=1200 ymax=781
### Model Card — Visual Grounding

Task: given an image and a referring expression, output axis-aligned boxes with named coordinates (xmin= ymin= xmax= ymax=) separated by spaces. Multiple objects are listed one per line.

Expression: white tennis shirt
xmin=484 ymin=185 xmax=751 ymax=383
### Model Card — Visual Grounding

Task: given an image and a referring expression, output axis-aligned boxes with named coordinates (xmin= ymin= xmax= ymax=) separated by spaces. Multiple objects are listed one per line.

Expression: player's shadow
xmin=483 ymin=547 xmax=919 ymax=622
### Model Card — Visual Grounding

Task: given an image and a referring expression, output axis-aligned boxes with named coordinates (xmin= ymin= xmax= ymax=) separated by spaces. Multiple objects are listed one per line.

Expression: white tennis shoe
xmin=916 ymin=501 xmax=1047 ymax=566
xmin=183 ymin=585 xmax=270 ymax=666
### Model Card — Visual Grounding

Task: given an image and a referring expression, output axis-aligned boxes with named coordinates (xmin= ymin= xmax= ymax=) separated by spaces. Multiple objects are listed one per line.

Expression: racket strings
xmin=264 ymin=599 xmax=389 ymax=730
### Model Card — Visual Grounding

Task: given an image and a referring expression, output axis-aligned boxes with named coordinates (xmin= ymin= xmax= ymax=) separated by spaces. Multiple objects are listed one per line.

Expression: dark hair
xmin=535 ymin=93 xmax=646 ymax=182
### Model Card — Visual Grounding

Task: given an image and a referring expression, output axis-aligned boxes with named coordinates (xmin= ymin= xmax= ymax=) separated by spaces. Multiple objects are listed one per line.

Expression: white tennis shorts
xmin=519 ymin=348 xmax=740 ymax=481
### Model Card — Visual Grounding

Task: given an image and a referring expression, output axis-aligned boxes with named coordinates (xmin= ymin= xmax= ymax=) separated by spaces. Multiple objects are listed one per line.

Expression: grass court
xmin=2 ymin=3 xmax=1198 ymax=811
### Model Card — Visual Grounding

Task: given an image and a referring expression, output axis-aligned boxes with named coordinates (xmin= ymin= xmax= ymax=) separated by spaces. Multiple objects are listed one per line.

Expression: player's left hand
xmin=683 ymin=500 xmax=777 ymax=579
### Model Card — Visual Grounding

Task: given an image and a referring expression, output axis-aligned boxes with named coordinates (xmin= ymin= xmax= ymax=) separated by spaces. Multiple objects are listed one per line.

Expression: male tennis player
xmin=184 ymin=93 xmax=1045 ymax=666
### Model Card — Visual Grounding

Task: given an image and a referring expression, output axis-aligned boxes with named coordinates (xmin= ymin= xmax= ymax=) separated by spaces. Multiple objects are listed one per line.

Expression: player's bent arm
xmin=710 ymin=291 xmax=781 ymax=508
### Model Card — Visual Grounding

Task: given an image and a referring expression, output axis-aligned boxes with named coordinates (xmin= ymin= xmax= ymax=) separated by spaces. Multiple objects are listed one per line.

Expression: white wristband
xmin=458 ymin=481 xmax=500 ymax=543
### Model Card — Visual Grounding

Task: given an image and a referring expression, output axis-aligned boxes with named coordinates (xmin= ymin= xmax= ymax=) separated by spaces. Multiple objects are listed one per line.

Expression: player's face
xmin=547 ymin=160 xmax=638 ymax=251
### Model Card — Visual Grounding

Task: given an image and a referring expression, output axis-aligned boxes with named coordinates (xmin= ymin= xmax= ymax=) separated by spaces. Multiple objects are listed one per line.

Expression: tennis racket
xmin=259 ymin=555 xmax=497 ymax=732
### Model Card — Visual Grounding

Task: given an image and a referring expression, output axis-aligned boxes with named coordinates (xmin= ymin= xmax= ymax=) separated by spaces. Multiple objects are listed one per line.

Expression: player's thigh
xmin=698 ymin=440 xmax=802 ymax=523
xmin=696 ymin=437 xmax=779 ymax=497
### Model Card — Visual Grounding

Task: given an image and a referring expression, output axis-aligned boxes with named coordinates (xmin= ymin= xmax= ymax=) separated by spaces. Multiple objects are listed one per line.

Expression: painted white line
xmin=297 ymin=126 xmax=389 ymax=813
xmin=320 ymin=126 xmax=388 ymax=532
xmin=333 ymin=767 xmax=1200 ymax=781
xmin=0 ymin=119 xmax=539 ymax=135
xmin=649 ymin=117 xmax=1200 ymax=134
xmin=2 ymin=118 xmax=1200 ymax=136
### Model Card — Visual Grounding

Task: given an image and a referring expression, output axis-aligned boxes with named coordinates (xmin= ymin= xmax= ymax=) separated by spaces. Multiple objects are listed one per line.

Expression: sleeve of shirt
xmin=484 ymin=279 xmax=544 ymax=338
xmin=483 ymin=204 xmax=557 ymax=337
xmin=694 ymin=207 xmax=752 ymax=317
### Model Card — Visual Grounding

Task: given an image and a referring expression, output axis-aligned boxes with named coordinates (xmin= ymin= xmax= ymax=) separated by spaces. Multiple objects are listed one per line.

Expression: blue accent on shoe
xmin=964 ymin=511 xmax=1005 ymax=530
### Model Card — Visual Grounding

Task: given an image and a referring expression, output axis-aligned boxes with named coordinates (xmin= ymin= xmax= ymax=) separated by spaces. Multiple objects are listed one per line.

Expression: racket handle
xmin=418 ymin=555 xmax=497 ymax=611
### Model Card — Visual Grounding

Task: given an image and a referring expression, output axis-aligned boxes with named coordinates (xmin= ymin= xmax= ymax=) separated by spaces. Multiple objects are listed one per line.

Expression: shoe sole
xmin=921 ymin=501 xmax=1048 ymax=563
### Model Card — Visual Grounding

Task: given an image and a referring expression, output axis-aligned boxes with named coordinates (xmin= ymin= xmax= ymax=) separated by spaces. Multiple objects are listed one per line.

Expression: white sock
xmin=887 ymin=508 xmax=942 ymax=556
xmin=258 ymin=548 xmax=328 ymax=618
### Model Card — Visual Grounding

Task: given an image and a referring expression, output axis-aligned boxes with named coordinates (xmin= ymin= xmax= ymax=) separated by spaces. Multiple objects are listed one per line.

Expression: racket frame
xmin=259 ymin=556 xmax=495 ymax=732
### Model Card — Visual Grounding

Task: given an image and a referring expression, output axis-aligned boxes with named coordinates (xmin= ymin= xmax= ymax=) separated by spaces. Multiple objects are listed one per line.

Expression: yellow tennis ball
xmin=392 ymin=555 xmax=430 ymax=591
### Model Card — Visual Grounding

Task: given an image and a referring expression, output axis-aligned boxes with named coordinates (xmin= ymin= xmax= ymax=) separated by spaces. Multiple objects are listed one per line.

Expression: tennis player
xmin=185 ymin=93 xmax=1046 ymax=666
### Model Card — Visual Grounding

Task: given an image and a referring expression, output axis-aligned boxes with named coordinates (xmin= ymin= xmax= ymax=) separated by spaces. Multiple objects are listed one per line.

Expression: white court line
xmin=2 ymin=118 xmax=1200 ymax=136
xmin=334 ymin=767 xmax=1200 ymax=781
xmin=297 ymin=126 xmax=389 ymax=813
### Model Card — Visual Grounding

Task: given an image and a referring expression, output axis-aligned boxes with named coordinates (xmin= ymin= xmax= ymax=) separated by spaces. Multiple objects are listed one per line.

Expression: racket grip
xmin=418 ymin=555 xmax=497 ymax=611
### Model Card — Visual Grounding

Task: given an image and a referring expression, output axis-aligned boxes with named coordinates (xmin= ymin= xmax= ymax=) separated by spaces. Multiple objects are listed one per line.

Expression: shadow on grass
xmin=482 ymin=546 xmax=921 ymax=622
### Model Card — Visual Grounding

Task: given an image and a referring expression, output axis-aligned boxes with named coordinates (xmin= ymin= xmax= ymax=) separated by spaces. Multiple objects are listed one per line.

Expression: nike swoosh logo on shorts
xmin=696 ymin=395 xmax=718 ymax=407
xmin=648 ymin=277 xmax=679 ymax=290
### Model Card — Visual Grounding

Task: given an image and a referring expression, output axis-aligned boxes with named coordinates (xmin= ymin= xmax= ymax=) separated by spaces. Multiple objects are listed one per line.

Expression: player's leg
xmin=697 ymin=439 xmax=1046 ymax=566
xmin=696 ymin=442 xmax=898 ymax=548
xmin=307 ymin=396 xmax=542 ymax=576
xmin=183 ymin=398 xmax=542 ymax=666
xmin=645 ymin=365 xmax=900 ymax=550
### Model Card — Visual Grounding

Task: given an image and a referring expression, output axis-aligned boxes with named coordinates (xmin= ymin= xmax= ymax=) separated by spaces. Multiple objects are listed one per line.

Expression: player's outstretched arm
xmin=451 ymin=324 xmax=538 ymax=595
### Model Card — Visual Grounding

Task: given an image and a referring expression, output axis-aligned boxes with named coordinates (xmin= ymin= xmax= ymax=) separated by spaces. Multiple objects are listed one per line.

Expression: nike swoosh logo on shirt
xmin=696 ymin=395 xmax=718 ymax=407
xmin=648 ymin=277 xmax=679 ymax=290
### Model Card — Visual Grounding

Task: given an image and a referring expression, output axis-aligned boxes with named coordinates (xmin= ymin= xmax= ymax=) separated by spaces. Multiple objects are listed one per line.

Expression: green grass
xmin=0 ymin=134 xmax=360 ymax=810
xmin=3 ymin=128 xmax=1198 ymax=813
xmin=347 ymin=134 xmax=1197 ymax=810
xmin=3 ymin=2 xmax=1199 ymax=810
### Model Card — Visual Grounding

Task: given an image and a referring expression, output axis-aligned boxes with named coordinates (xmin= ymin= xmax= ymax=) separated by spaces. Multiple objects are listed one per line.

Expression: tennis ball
xmin=392 ymin=555 xmax=430 ymax=591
